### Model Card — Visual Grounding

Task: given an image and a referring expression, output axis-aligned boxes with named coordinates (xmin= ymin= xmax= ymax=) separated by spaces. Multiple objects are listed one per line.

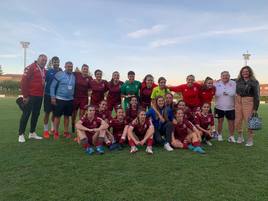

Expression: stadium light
xmin=20 ymin=41 xmax=30 ymax=68
xmin=243 ymin=51 xmax=251 ymax=66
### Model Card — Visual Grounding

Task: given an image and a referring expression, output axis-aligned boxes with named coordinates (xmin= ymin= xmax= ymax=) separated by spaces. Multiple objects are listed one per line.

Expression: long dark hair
xmin=155 ymin=96 xmax=169 ymax=121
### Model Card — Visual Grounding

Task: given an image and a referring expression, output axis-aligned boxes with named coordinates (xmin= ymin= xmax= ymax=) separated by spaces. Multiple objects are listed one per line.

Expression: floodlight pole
xmin=243 ymin=51 xmax=251 ymax=66
xmin=20 ymin=41 xmax=30 ymax=68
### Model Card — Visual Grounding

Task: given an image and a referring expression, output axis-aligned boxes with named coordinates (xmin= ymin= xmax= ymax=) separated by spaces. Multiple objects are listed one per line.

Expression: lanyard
xmin=64 ymin=72 xmax=73 ymax=86
xmin=36 ymin=64 xmax=45 ymax=83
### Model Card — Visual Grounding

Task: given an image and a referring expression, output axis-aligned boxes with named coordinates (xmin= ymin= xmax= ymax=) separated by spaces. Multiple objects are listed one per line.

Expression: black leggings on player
xmin=18 ymin=96 xmax=43 ymax=135
xmin=153 ymin=121 xmax=173 ymax=145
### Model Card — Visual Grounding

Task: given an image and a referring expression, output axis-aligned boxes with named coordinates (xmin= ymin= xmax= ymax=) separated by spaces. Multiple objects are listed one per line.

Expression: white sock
xmin=50 ymin=121 xmax=54 ymax=130
xmin=44 ymin=124 xmax=48 ymax=131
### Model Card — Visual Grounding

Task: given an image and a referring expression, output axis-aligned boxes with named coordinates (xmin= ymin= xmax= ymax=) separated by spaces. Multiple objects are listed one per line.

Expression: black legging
xmin=153 ymin=121 xmax=173 ymax=145
xmin=18 ymin=96 xmax=43 ymax=135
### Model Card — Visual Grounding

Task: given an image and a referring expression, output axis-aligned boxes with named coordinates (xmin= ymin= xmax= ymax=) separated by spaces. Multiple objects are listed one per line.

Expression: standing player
xmin=90 ymin=69 xmax=108 ymax=107
xmin=194 ymin=103 xmax=215 ymax=146
xmin=140 ymin=74 xmax=157 ymax=110
xmin=43 ymin=56 xmax=61 ymax=139
xmin=75 ymin=105 xmax=109 ymax=155
xmin=72 ymin=64 xmax=92 ymax=133
xmin=169 ymin=74 xmax=201 ymax=113
xmin=50 ymin=61 xmax=76 ymax=139
xmin=128 ymin=110 xmax=154 ymax=154
xmin=18 ymin=54 xmax=47 ymax=142
xmin=107 ymin=71 xmax=124 ymax=112
xmin=200 ymin=77 xmax=216 ymax=107
xmin=171 ymin=109 xmax=205 ymax=154
xmin=120 ymin=71 xmax=141 ymax=109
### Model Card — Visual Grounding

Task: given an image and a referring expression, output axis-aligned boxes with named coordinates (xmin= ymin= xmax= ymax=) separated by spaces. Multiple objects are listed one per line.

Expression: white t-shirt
xmin=214 ymin=80 xmax=236 ymax=111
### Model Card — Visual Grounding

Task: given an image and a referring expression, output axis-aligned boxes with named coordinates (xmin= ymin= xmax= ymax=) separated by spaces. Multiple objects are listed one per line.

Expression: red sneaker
xmin=63 ymin=132 xmax=72 ymax=139
xmin=43 ymin=130 xmax=50 ymax=139
xmin=54 ymin=131 xmax=59 ymax=140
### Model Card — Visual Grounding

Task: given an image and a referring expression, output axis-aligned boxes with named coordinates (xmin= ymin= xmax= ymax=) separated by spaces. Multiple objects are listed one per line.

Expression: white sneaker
xmin=205 ymin=140 xmax=213 ymax=146
xmin=146 ymin=146 xmax=153 ymax=154
xmin=164 ymin=143 xmax=174 ymax=151
xmin=130 ymin=146 xmax=138 ymax=153
xmin=245 ymin=140 xmax=253 ymax=147
xmin=227 ymin=136 xmax=236 ymax=143
xmin=29 ymin=132 xmax=43 ymax=140
xmin=217 ymin=134 xmax=223 ymax=141
xmin=18 ymin=134 xmax=26 ymax=143
xmin=237 ymin=135 xmax=244 ymax=144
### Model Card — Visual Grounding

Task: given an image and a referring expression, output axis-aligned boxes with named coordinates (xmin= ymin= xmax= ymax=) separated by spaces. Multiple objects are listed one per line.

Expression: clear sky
xmin=0 ymin=0 xmax=268 ymax=84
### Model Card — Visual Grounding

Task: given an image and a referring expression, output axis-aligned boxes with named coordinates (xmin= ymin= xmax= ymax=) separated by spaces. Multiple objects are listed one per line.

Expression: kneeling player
xmin=128 ymin=110 xmax=154 ymax=154
xmin=194 ymin=102 xmax=215 ymax=146
xmin=172 ymin=109 xmax=205 ymax=154
xmin=75 ymin=105 xmax=109 ymax=155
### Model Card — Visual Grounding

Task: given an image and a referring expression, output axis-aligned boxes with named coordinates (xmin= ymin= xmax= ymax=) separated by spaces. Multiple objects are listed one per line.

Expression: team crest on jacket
xmin=93 ymin=121 xmax=97 ymax=126
xmin=184 ymin=89 xmax=188 ymax=92
xmin=183 ymin=124 xmax=186 ymax=128
xmin=194 ymin=87 xmax=197 ymax=91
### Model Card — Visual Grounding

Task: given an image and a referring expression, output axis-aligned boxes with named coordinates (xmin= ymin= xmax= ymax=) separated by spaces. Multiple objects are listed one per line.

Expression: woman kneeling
xmin=128 ymin=110 xmax=154 ymax=154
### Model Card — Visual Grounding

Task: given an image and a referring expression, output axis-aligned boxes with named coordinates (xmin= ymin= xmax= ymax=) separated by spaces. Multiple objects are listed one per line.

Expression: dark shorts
xmin=73 ymin=97 xmax=88 ymax=110
xmin=214 ymin=108 xmax=235 ymax=120
xmin=44 ymin=94 xmax=55 ymax=113
xmin=54 ymin=99 xmax=74 ymax=117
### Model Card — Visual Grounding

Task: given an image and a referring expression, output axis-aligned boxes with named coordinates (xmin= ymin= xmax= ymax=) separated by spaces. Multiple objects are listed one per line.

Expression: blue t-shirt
xmin=44 ymin=68 xmax=61 ymax=95
xmin=50 ymin=71 xmax=76 ymax=101
xmin=146 ymin=107 xmax=173 ymax=129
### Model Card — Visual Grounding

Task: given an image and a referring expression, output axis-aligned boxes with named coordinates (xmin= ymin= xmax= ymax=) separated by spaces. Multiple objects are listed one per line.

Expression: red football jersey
xmin=90 ymin=79 xmax=108 ymax=106
xmin=194 ymin=113 xmax=214 ymax=130
xmin=96 ymin=110 xmax=112 ymax=122
xmin=169 ymin=83 xmax=201 ymax=108
xmin=140 ymin=87 xmax=154 ymax=109
xmin=173 ymin=119 xmax=193 ymax=142
xmin=125 ymin=107 xmax=138 ymax=123
xmin=109 ymin=118 xmax=128 ymax=141
xmin=106 ymin=81 xmax=124 ymax=106
xmin=74 ymin=72 xmax=92 ymax=98
xmin=200 ymin=87 xmax=216 ymax=105
xmin=81 ymin=116 xmax=102 ymax=132
xmin=131 ymin=118 xmax=151 ymax=138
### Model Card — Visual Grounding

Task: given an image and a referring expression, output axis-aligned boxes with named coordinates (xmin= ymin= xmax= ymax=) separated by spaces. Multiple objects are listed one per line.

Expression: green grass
xmin=0 ymin=98 xmax=267 ymax=201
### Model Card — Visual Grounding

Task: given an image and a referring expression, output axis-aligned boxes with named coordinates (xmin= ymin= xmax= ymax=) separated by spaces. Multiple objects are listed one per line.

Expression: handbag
xmin=248 ymin=113 xmax=262 ymax=130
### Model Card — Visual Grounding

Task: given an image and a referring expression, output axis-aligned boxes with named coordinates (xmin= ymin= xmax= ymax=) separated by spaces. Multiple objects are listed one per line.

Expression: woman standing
xmin=107 ymin=71 xmax=124 ymax=112
xmin=235 ymin=66 xmax=260 ymax=146
xmin=169 ymin=74 xmax=201 ymax=112
xmin=90 ymin=69 xmax=108 ymax=107
xmin=72 ymin=64 xmax=92 ymax=133
xmin=200 ymin=77 xmax=216 ymax=107
xmin=120 ymin=71 xmax=141 ymax=109
xmin=140 ymin=74 xmax=157 ymax=110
